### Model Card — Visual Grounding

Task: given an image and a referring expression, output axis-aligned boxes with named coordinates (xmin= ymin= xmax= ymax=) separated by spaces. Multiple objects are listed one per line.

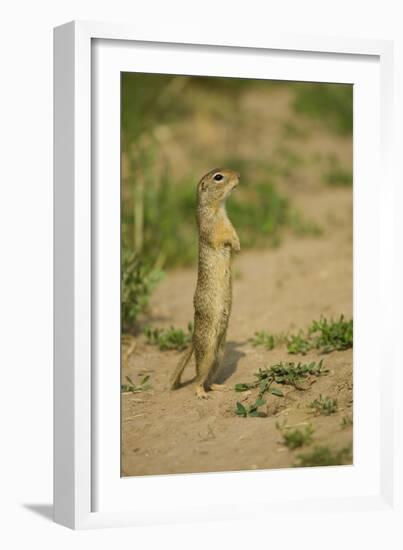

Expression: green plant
xmin=323 ymin=166 xmax=353 ymax=187
xmin=122 ymin=73 xmax=190 ymax=148
xmin=236 ymin=360 xmax=328 ymax=393
xmin=122 ymin=155 xmax=200 ymax=269
xmin=309 ymin=394 xmax=338 ymax=416
xmin=271 ymin=360 xmax=329 ymax=389
xmin=340 ymin=415 xmax=353 ymax=429
xmin=235 ymin=399 xmax=267 ymax=418
xmin=252 ymin=316 xmax=353 ymax=356
xmin=276 ymin=422 xmax=315 ymax=449
xmin=322 ymin=155 xmax=352 ymax=187
xmin=286 ymin=333 xmax=312 ymax=355
xmin=293 ymin=83 xmax=353 ymax=135
xmin=121 ymin=375 xmax=152 ymax=393
xmin=252 ymin=331 xmax=309 ymax=356
xmin=250 ymin=331 xmax=286 ymax=350
xmin=234 ymin=360 xmax=328 ymax=417
xmin=294 ymin=445 xmax=352 ymax=467
xmin=274 ymin=146 xmax=303 ymax=178
xmin=308 ymin=315 xmax=353 ymax=353
xmin=226 ymin=180 xmax=290 ymax=249
xmin=144 ymin=323 xmax=193 ymax=351
xmin=121 ymin=246 xmax=164 ymax=332
xmin=287 ymin=210 xmax=323 ymax=237
xmin=282 ymin=121 xmax=308 ymax=139
xmin=288 ymin=316 xmax=353 ymax=354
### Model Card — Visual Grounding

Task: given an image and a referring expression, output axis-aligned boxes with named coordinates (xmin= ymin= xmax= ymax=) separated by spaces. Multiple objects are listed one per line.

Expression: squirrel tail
xmin=170 ymin=344 xmax=194 ymax=390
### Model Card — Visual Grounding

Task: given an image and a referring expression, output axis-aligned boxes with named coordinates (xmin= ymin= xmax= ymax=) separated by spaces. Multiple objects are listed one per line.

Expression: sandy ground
xmin=121 ymin=185 xmax=353 ymax=476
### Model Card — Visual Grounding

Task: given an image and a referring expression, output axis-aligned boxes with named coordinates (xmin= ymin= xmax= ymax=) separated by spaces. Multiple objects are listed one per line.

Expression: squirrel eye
xmin=213 ymin=173 xmax=224 ymax=182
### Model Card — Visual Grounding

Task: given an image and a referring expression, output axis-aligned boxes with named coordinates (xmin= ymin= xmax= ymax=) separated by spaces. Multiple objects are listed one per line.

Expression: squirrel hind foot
xmin=210 ymin=383 xmax=227 ymax=391
xmin=195 ymin=385 xmax=210 ymax=399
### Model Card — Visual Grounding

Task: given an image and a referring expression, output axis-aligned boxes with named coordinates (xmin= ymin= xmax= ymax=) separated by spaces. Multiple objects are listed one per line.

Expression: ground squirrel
xmin=170 ymin=168 xmax=240 ymax=398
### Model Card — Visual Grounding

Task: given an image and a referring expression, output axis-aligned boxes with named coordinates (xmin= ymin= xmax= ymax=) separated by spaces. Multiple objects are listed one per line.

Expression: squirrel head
xmin=197 ymin=168 xmax=240 ymax=207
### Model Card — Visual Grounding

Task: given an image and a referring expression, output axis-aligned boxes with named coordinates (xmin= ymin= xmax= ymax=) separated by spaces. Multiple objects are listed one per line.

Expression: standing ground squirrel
xmin=170 ymin=168 xmax=240 ymax=398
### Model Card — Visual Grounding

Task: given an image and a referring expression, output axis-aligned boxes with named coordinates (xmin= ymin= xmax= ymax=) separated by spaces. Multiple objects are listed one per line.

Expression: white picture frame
xmin=54 ymin=20 xmax=398 ymax=530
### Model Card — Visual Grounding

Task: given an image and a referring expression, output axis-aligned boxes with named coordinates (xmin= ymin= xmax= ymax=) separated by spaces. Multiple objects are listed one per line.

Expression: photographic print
xmin=121 ymin=73 xmax=353 ymax=476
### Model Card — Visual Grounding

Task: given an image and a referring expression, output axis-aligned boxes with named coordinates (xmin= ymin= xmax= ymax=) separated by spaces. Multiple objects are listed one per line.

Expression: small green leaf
xmin=259 ymin=380 xmax=268 ymax=392
xmin=269 ymin=387 xmax=284 ymax=397
xmin=236 ymin=402 xmax=247 ymax=417
xmin=234 ymin=383 xmax=250 ymax=392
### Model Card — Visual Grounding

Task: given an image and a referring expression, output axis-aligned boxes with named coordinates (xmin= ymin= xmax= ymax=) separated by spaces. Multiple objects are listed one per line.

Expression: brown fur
xmin=170 ymin=168 xmax=240 ymax=397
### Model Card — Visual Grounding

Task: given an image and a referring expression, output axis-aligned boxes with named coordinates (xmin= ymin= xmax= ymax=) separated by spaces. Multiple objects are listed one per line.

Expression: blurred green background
xmin=121 ymin=73 xmax=352 ymax=331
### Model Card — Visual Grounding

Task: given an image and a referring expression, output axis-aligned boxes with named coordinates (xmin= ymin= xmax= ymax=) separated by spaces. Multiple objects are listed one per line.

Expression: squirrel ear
xmin=200 ymin=179 xmax=208 ymax=192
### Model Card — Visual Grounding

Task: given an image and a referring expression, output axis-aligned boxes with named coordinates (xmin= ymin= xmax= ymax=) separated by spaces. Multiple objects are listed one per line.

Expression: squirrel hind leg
xmin=195 ymin=384 xmax=209 ymax=399
xmin=210 ymin=383 xmax=227 ymax=391
xmin=193 ymin=347 xmax=218 ymax=397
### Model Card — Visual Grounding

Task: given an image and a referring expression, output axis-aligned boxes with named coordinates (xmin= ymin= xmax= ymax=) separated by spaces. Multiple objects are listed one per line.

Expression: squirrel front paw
xmin=232 ymin=237 xmax=241 ymax=253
